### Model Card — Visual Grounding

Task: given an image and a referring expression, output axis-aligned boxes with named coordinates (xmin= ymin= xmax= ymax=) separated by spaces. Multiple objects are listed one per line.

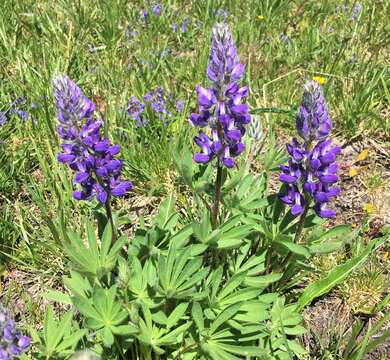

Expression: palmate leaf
xmin=153 ymin=194 xmax=179 ymax=231
xmin=227 ymin=174 xmax=268 ymax=213
xmin=193 ymin=213 xmax=253 ymax=250
xmin=137 ymin=305 xmax=192 ymax=352
xmin=158 ymin=244 xmax=209 ymax=299
xmin=73 ymin=285 xmax=136 ymax=347
xmin=62 ymin=221 xmax=126 ymax=279
xmin=31 ymin=306 xmax=86 ymax=358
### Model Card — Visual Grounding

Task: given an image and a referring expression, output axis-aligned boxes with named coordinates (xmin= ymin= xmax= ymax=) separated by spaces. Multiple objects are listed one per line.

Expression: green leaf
xmin=44 ymin=306 xmax=56 ymax=350
xmin=210 ymin=303 xmax=242 ymax=335
xmin=274 ymin=239 xmax=310 ymax=258
xmin=217 ymin=273 xmax=246 ymax=301
xmin=216 ymin=343 xmax=268 ymax=357
xmin=244 ymin=273 xmax=282 ymax=287
xmin=103 ymin=327 xmax=114 ymax=347
xmin=166 ymin=303 xmax=189 ymax=329
xmin=55 ymin=329 xmax=87 ymax=352
xmin=112 ymin=324 xmax=138 ymax=336
xmin=202 ymin=342 xmax=241 ymax=360
xmin=192 ymin=302 xmax=204 ymax=332
xmin=298 ymin=237 xmax=386 ymax=310
xmin=154 ymin=194 xmax=177 ymax=229
xmin=157 ymin=321 xmax=192 ymax=345
xmin=309 ymin=225 xmax=353 ymax=254
xmin=234 ymin=301 xmax=270 ymax=323
xmin=45 ymin=289 xmax=72 ymax=305
xmin=222 ymin=167 xmax=246 ymax=193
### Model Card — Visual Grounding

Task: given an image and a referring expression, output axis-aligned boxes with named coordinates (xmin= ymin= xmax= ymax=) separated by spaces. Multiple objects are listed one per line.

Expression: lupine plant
xmin=0 ymin=304 xmax=30 ymax=359
xmin=20 ymin=19 xmax=389 ymax=360
xmin=53 ymin=75 xmax=132 ymax=241
xmin=278 ymin=80 xmax=341 ymax=258
xmin=190 ymin=23 xmax=250 ymax=227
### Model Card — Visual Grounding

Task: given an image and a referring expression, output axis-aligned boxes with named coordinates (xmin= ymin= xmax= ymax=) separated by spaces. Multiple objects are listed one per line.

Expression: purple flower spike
xmin=279 ymin=81 xmax=340 ymax=218
xmin=0 ymin=304 xmax=30 ymax=358
xmin=296 ymin=81 xmax=332 ymax=142
xmin=53 ymin=74 xmax=132 ymax=203
xmin=189 ymin=23 xmax=250 ymax=168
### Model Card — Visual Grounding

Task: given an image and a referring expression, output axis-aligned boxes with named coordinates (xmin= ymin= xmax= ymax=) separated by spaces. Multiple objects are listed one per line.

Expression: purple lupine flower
xmin=336 ymin=3 xmax=347 ymax=14
xmin=214 ymin=8 xmax=229 ymax=22
xmin=189 ymin=23 xmax=250 ymax=168
xmin=279 ymin=81 xmax=340 ymax=218
xmin=181 ymin=17 xmax=190 ymax=33
xmin=280 ymin=34 xmax=289 ymax=46
xmin=171 ymin=23 xmax=177 ymax=32
xmin=127 ymin=96 xmax=146 ymax=127
xmin=176 ymin=99 xmax=184 ymax=113
xmin=152 ymin=3 xmax=161 ymax=16
xmin=127 ymin=88 xmax=176 ymax=126
xmin=350 ymin=3 xmax=362 ymax=21
xmin=17 ymin=110 xmax=29 ymax=121
xmin=141 ymin=9 xmax=149 ymax=25
xmin=0 ymin=304 xmax=30 ymax=358
xmin=53 ymin=75 xmax=132 ymax=203
xmin=0 ymin=112 xmax=6 ymax=126
xmin=143 ymin=87 xmax=172 ymax=123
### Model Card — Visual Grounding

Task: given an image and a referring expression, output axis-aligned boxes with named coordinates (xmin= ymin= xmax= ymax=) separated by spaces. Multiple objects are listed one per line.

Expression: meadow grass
xmin=0 ymin=0 xmax=389 ymax=357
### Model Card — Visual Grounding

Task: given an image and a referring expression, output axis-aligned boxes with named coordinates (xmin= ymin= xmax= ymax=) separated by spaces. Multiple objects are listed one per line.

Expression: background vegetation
xmin=0 ymin=0 xmax=389 ymax=359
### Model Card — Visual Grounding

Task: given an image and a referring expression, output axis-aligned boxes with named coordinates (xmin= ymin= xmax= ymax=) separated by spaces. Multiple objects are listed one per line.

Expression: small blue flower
xmin=17 ymin=110 xmax=29 ymax=121
xmin=176 ymin=99 xmax=184 ymax=113
xmin=214 ymin=8 xmax=229 ymax=22
xmin=0 ymin=111 xmax=7 ymax=126
xmin=152 ymin=3 xmax=161 ymax=16
xmin=181 ymin=17 xmax=190 ymax=33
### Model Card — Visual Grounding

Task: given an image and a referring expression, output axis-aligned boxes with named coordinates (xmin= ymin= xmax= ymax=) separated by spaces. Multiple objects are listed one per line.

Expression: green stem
xmin=211 ymin=163 xmax=223 ymax=229
xmin=115 ymin=336 xmax=126 ymax=359
xmin=280 ymin=205 xmax=309 ymax=270
xmin=104 ymin=195 xmax=117 ymax=244
xmin=173 ymin=343 xmax=198 ymax=360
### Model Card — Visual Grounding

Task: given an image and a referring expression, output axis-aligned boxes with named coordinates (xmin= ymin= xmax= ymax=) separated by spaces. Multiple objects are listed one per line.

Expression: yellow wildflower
xmin=299 ymin=18 xmax=309 ymax=31
xmin=312 ymin=76 xmax=327 ymax=85
xmin=363 ymin=203 xmax=376 ymax=214
xmin=256 ymin=15 xmax=265 ymax=21
xmin=357 ymin=149 xmax=368 ymax=161
xmin=349 ymin=168 xmax=358 ymax=177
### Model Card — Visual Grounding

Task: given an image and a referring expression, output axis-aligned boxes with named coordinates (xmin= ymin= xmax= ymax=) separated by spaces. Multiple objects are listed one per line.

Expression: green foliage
xmin=1 ymin=1 xmax=389 ymax=359
xmin=62 ymin=221 xmax=126 ymax=280
xmin=29 ymin=306 xmax=87 ymax=359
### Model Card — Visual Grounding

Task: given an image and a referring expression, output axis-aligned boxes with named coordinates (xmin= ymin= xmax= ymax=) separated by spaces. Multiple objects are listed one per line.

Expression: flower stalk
xmin=212 ymin=162 xmax=223 ymax=228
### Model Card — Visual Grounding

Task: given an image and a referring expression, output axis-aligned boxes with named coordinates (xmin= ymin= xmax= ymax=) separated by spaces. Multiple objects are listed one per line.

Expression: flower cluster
xmin=0 ymin=304 xmax=30 ymax=359
xmin=172 ymin=16 xmax=193 ymax=34
xmin=127 ymin=87 xmax=183 ymax=127
xmin=336 ymin=2 xmax=362 ymax=21
xmin=0 ymin=96 xmax=31 ymax=126
xmin=53 ymin=75 xmax=132 ymax=203
xmin=140 ymin=1 xmax=162 ymax=25
xmin=279 ymin=80 xmax=341 ymax=218
xmin=189 ymin=23 xmax=250 ymax=168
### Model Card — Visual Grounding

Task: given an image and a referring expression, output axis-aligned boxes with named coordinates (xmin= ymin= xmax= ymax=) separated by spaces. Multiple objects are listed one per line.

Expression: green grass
xmin=0 ymin=0 xmax=389 ymax=356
